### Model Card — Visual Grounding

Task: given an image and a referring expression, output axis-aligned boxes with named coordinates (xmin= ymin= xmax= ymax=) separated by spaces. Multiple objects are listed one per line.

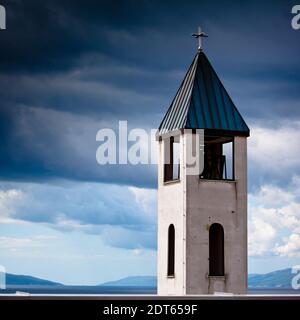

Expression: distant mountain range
xmin=101 ymin=268 xmax=298 ymax=289
xmin=5 ymin=273 xmax=63 ymax=287
xmin=248 ymin=268 xmax=297 ymax=288
xmin=100 ymin=276 xmax=156 ymax=287
xmin=2 ymin=268 xmax=299 ymax=289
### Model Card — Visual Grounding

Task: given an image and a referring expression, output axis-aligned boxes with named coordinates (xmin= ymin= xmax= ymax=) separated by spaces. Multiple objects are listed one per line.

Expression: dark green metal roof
xmin=158 ymin=51 xmax=250 ymax=137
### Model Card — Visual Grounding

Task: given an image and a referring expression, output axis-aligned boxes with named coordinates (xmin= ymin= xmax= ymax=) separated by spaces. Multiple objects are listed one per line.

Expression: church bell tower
xmin=156 ymin=29 xmax=250 ymax=295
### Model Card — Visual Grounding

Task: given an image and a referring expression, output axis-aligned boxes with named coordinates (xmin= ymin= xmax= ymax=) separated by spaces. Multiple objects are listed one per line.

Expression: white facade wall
xmin=157 ymin=134 xmax=186 ymax=295
xmin=157 ymin=133 xmax=248 ymax=295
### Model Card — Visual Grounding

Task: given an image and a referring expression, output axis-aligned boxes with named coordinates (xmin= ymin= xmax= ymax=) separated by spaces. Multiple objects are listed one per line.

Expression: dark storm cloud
xmin=0 ymin=0 xmax=197 ymax=72
xmin=0 ymin=0 xmax=300 ymax=187
xmin=1 ymin=0 xmax=298 ymax=72
xmin=0 ymin=103 xmax=158 ymax=187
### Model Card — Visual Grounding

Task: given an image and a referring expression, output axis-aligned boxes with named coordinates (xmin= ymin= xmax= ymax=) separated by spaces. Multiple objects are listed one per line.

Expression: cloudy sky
xmin=0 ymin=0 xmax=300 ymax=285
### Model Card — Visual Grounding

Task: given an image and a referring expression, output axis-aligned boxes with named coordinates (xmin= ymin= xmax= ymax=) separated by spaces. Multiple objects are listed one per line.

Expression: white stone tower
xmin=156 ymin=37 xmax=249 ymax=295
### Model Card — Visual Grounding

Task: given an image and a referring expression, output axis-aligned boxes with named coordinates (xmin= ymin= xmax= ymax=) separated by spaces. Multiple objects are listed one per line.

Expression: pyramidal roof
xmin=157 ymin=50 xmax=250 ymax=137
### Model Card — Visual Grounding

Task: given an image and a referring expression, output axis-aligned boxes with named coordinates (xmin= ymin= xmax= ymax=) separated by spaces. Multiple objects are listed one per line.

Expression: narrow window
xmin=167 ymin=224 xmax=175 ymax=276
xmin=164 ymin=136 xmax=180 ymax=182
xmin=222 ymin=141 xmax=234 ymax=180
xmin=209 ymin=223 xmax=224 ymax=276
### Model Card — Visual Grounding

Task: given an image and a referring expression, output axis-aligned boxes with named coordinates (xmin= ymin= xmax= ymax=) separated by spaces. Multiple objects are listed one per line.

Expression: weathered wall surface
xmin=157 ymin=134 xmax=247 ymax=295
xmin=185 ymin=136 xmax=247 ymax=294
xmin=157 ymin=135 xmax=186 ymax=295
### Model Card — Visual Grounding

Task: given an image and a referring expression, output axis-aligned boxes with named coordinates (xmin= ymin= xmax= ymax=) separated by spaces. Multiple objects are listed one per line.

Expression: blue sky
xmin=0 ymin=0 xmax=300 ymax=284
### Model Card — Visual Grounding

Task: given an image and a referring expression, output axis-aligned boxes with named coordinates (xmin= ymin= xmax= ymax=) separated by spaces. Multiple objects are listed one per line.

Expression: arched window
xmin=167 ymin=224 xmax=175 ymax=276
xmin=209 ymin=223 xmax=224 ymax=276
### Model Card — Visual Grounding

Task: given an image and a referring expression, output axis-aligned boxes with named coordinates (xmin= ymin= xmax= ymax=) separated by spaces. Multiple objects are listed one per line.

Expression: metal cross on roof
xmin=192 ymin=26 xmax=208 ymax=51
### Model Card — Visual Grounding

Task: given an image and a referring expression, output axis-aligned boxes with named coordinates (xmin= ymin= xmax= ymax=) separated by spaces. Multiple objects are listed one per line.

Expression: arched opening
xmin=209 ymin=223 xmax=224 ymax=276
xmin=167 ymin=224 xmax=175 ymax=276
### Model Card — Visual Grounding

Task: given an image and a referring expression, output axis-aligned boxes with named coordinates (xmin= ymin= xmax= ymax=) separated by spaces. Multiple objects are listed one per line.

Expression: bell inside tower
xmin=200 ymin=135 xmax=234 ymax=180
